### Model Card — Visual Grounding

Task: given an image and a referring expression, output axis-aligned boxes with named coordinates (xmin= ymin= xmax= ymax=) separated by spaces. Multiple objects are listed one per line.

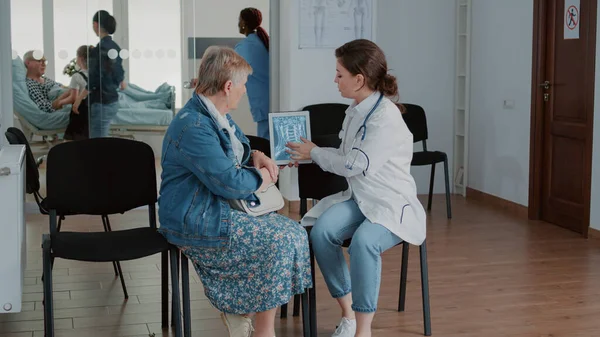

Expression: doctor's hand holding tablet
xmin=284 ymin=137 xmax=316 ymax=167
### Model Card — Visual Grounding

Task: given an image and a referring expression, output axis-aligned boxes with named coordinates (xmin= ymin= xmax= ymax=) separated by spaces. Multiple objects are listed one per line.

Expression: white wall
xmin=279 ymin=2 xmax=350 ymax=111
xmin=277 ymin=0 xmax=456 ymax=199
xmin=469 ymin=0 xmax=534 ymax=207
xmin=469 ymin=1 xmax=600 ymax=232
xmin=376 ymin=0 xmax=456 ymax=195
xmin=0 ymin=0 xmax=14 ymax=149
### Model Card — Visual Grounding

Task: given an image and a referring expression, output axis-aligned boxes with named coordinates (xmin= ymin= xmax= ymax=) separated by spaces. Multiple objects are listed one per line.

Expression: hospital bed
xmin=11 ymin=56 xmax=176 ymax=144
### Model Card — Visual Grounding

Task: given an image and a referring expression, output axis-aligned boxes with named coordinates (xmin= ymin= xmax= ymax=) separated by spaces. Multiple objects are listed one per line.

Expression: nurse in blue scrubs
xmin=235 ymin=8 xmax=271 ymax=139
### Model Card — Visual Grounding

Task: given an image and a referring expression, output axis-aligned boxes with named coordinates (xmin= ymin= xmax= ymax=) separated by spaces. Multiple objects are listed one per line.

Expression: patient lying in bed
xmin=23 ymin=50 xmax=75 ymax=113
xmin=13 ymin=53 xmax=175 ymax=133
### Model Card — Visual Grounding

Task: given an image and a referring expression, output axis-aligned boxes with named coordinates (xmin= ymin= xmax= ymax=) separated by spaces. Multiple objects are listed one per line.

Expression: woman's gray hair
xmin=195 ymin=46 xmax=252 ymax=96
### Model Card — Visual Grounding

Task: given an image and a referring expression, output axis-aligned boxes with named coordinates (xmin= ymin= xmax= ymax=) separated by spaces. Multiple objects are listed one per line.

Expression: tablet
xmin=268 ymin=111 xmax=312 ymax=165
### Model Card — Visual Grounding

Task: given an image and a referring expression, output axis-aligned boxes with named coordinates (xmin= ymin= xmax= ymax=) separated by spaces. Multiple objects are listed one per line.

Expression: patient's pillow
xmin=12 ymin=56 xmax=27 ymax=90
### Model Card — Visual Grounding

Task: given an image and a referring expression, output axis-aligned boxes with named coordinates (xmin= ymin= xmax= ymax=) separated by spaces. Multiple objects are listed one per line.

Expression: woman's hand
xmin=252 ymin=151 xmax=279 ymax=183
xmin=258 ymin=167 xmax=274 ymax=192
xmin=72 ymin=98 xmax=82 ymax=114
xmin=286 ymin=137 xmax=317 ymax=162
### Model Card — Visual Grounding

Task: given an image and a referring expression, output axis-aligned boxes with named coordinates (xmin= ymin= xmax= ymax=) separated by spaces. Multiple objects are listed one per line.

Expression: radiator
xmin=0 ymin=144 xmax=26 ymax=313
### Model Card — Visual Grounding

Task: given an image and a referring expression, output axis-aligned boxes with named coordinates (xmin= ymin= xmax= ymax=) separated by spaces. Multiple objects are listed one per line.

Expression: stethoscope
xmin=344 ymin=92 xmax=384 ymax=175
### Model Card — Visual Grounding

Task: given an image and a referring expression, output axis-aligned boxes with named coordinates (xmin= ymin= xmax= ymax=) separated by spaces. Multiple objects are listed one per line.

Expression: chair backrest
xmin=246 ymin=135 xmax=271 ymax=157
xmin=401 ymin=103 xmax=429 ymax=144
xmin=45 ymin=138 xmax=157 ymax=216
xmin=302 ymin=103 xmax=348 ymax=136
xmin=298 ymin=134 xmax=348 ymax=201
xmin=4 ymin=127 xmax=40 ymax=194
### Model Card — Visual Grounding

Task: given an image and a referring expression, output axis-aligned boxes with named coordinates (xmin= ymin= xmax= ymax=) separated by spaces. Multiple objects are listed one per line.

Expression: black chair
xmin=5 ymin=127 xmax=42 ymax=201
xmin=41 ymin=138 xmax=183 ymax=337
xmin=401 ymin=104 xmax=452 ymax=219
xmin=5 ymin=127 xmax=128 ymax=297
xmin=397 ymin=241 xmax=431 ymax=336
xmin=302 ymin=103 xmax=348 ymax=136
xmin=246 ymin=134 xmax=271 ymax=157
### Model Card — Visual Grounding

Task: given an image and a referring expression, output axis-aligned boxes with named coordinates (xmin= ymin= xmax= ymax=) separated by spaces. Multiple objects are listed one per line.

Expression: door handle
xmin=539 ymin=81 xmax=552 ymax=90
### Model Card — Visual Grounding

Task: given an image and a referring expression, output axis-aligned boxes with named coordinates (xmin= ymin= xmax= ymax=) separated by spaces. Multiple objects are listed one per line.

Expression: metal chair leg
xmin=427 ymin=163 xmax=436 ymax=211
xmin=169 ymin=246 xmax=183 ymax=337
xmin=420 ymin=241 xmax=431 ymax=336
xmin=293 ymin=294 xmax=301 ymax=316
xmin=301 ymin=289 xmax=310 ymax=337
xmin=280 ymin=303 xmax=288 ymax=318
xmin=102 ymin=215 xmax=119 ymax=277
xmin=181 ymin=252 xmax=192 ymax=337
xmin=161 ymin=251 xmax=169 ymax=329
xmin=309 ymin=244 xmax=317 ymax=337
xmin=300 ymin=199 xmax=308 ymax=217
xmin=172 ymin=250 xmax=180 ymax=327
xmin=398 ymin=242 xmax=409 ymax=312
xmin=47 ymin=216 xmax=63 ymax=277
xmin=102 ymin=215 xmax=128 ymax=299
xmin=56 ymin=216 xmax=63 ymax=232
xmin=115 ymin=261 xmax=128 ymax=299
xmin=42 ymin=234 xmax=54 ymax=337
xmin=443 ymin=155 xmax=452 ymax=219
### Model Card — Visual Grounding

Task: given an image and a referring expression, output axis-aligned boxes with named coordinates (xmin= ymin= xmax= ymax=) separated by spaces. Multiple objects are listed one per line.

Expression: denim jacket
xmin=158 ymin=93 xmax=262 ymax=249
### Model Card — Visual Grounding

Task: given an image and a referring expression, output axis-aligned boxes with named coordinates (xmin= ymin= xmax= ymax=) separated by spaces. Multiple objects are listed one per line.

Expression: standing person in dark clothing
xmin=88 ymin=10 xmax=125 ymax=138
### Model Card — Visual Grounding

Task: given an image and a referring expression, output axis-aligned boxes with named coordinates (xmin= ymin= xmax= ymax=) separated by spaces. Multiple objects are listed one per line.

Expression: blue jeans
xmin=257 ymin=120 xmax=270 ymax=140
xmin=310 ymin=199 xmax=402 ymax=313
xmin=89 ymin=102 xmax=119 ymax=138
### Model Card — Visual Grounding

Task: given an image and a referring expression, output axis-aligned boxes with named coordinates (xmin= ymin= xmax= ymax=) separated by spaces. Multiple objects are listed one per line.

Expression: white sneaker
xmin=332 ymin=317 xmax=356 ymax=337
xmin=220 ymin=312 xmax=254 ymax=337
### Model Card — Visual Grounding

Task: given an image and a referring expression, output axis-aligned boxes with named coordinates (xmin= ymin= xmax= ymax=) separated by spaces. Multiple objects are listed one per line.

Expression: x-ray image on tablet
xmin=269 ymin=111 xmax=312 ymax=165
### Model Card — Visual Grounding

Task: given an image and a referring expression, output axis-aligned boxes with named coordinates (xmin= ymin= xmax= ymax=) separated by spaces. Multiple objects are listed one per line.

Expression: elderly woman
xmin=158 ymin=46 xmax=312 ymax=337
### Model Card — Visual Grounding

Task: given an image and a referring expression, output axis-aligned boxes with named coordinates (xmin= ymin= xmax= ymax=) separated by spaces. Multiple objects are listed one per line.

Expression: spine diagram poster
xmin=299 ymin=0 xmax=373 ymax=49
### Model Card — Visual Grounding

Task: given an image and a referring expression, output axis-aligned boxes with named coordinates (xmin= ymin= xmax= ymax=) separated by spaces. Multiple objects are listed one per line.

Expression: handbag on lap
xmin=229 ymin=183 xmax=284 ymax=217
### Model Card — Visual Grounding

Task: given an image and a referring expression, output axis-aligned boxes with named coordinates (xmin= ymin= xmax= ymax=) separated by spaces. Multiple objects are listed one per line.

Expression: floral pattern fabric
xmin=180 ymin=210 xmax=313 ymax=314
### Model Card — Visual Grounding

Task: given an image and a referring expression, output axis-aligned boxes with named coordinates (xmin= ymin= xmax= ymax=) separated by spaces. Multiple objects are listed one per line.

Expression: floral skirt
xmin=180 ymin=210 xmax=313 ymax=314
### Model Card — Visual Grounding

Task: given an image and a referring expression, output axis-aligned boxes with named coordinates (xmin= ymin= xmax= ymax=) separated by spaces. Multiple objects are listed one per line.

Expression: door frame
xmin=528 ymin=0 xmax=597 ymax=236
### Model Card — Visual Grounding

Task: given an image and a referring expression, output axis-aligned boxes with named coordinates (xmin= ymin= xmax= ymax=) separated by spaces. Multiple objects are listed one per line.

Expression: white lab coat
xmin=301 ymin=92 xmax=426 ymax=246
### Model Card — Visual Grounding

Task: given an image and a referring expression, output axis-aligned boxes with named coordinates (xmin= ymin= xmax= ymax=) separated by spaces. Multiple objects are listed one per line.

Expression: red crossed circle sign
xmin=566 ymin=5 xmax=579 ymax=30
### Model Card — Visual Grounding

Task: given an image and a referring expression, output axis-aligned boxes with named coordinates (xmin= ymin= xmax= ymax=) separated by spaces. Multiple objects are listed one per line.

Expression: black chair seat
xmin=411 ymin=151 xmax=447 ymax=166
xmin=51 ymin=227 xmax=169 ymax=262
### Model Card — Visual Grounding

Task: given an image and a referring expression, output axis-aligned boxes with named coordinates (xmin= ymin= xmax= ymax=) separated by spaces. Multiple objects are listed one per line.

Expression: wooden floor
xmin=3 ymin=192 xmax=600 ymax=336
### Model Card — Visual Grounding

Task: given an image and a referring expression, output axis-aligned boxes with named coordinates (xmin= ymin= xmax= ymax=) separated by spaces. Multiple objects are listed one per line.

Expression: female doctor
xmin=286 ymin=39 xmax=426 ymax=337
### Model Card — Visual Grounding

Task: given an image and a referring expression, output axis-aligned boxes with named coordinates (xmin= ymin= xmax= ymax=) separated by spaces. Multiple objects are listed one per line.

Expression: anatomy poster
xmin=299 ymin=0 xmax=373 ymax=49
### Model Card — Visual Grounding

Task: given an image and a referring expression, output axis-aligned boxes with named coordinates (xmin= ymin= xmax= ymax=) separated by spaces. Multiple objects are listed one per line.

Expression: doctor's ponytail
xmin=378 ymin=73 xmax=398 ymax=100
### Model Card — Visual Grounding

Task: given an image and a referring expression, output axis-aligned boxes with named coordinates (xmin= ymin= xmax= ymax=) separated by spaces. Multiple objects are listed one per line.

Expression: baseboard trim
xmin=588 ymin=227 xmax=600 ymax=239
xmin=466 ymin=187 xmax=528 ymax=219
